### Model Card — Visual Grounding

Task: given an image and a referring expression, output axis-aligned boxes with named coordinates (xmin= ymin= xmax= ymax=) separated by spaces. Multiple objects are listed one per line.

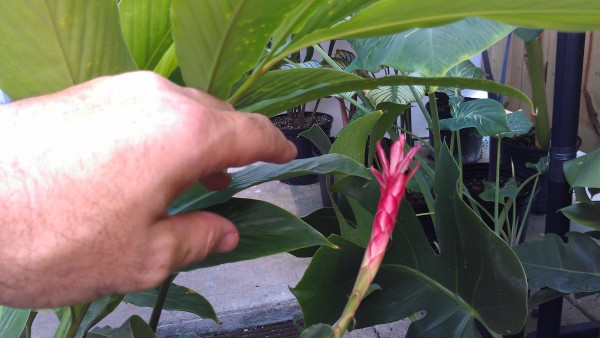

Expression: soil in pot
xmin=271 ymin=112 xmax=333 ymax=185
xmin=426 ymin=93 xmax=483 ymax=164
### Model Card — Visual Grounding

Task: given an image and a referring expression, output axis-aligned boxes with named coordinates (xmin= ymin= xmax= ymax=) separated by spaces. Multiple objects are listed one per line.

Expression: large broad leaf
xmin=119 ymin=0 xmax=173 ymax=71
xmin=184 ymin=198 xmax=332 ymax=270
xmin=169 ymin=154 xmax=370 ymax=214
xmin=497 ymin=110 xmax=533 ymax=138
xmin=88 ymin=315 xmax=155 ymax=338
xmin=367 ymin=85 xmax=425 ymax=107
xmin=0 ymin=0 xmax=136 ymax=100
xmin=514 ymin=232 xmax=600 ymax=293
xmin=125 ymin=283 xmax=218 ymax=322
xmin=0 ymin=306 xmax=29 ymax=338
xmin=293 ymin=146 xmax=528 ymax=336
xmin=561 ymin=202 xmax=600 ymax=229
xmin=171 ymin=0 xmax=302 ymax=99
xmin=564 ymin=148 xmax=600 ymax=189
xmin=330 ymin=112 xmax=382 ymax=163
xmin=439 ymin=98 xmax=510 ymax=136
xmin=281 ymin=0 xmax=600 ymax=57
xmin=348 ymin=18 xmax=513 ymax=77
xmin=73 ymin=296 xmax=125 ymax=338
xmin=236 ymin=68 xmax=532 ymax=116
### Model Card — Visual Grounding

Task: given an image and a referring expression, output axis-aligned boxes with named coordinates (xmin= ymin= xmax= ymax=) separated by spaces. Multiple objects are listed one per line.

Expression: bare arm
xmin=0 ymin=71 xmax=296 ymax=308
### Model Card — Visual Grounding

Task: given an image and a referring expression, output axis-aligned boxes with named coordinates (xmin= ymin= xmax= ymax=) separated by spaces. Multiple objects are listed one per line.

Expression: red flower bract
xmin=332 ymin=134 xmax=420 ymax=338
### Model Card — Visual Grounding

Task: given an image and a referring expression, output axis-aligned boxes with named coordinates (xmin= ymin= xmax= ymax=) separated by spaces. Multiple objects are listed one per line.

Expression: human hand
xmin=0 ymin=71 xmax=297 ymax=308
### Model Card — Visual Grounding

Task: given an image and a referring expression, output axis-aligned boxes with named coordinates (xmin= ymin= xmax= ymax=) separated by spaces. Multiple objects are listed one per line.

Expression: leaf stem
xmin=64 ymin=303 xmax=91 ymax=338
xmin=149 ymin=273 xmax=177 ymax=332
xmin=428 ymin=89 xmax=442 ymax=156
xmin=494 ymin=137 xmax=502 ymax=235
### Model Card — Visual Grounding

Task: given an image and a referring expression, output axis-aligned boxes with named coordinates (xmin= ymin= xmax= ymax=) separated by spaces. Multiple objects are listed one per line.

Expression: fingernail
xmin=216 ymin=232 xmax=239 ymax=253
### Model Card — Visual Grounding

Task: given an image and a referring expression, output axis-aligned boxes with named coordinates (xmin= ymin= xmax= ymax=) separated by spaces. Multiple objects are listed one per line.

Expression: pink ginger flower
xmin=332 ymin=135 xmax=420 ymax=337
xmin=364 ymin=135 xmax=421 ymax=270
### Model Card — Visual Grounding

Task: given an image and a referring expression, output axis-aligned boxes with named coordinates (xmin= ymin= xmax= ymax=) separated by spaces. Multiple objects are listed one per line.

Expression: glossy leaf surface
xmin=348 ymin=18 xmax=513 ymax=77
xmin=439 ymin=98 xmax=510 ymax=136
xmin=497 ymin=111 xmax=534 ymax=138
xmin=185 ymin=198 xmax=332 ymax=269
xmin=74 ymin=296 xmax=125 ymax=338
xmin=171 ymin=0 xmax=301 ymax=99
xmin=283 ymin=0 xmax=600 ymax=56
xmin=561 ymin=202 xmax=600 ymax=229
xmin=169 ymin=154 xmax=370 ymax=214
xmin=514 ymin=232 xmax=600 ymax=293
xmin=88 ymin=315 xmax=155 ymax=338
xmin=564 ymin=148 xmax=600 ymax=189
xmin=293 ymin=146 xmax=527 ymax=336
xmin=0 ymin=306 xmax=29 ymax=338
xmin=119 ymin=0 xmax=172 ymax=70
xmin=125 ymin=283 xmax=217 ymax=322
xmin=236 ymin=69 xmax=532 ymax=116
xmin=0 ymin=0 xmax=136 ymax=100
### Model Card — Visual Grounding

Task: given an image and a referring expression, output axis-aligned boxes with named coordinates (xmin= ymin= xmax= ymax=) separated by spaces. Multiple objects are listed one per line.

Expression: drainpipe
xmin=535 ymin=32 xmax=586 ymax=338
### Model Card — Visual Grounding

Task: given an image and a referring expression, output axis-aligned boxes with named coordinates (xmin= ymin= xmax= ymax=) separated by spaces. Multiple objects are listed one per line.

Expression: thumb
xmin=154 ymin=211 xmax=239 ymax=270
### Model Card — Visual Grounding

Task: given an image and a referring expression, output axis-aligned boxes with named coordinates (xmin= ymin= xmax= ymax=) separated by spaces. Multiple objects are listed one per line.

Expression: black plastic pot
xmin=497 ymin=136 xmax=581 ymax=214
xmin=426 ymin=93 xmax=483 ymax=164
xmin=272 ymin=112 xmax=333 ymax=185
xmin=463 ymin=163 xmax=536 ymax=243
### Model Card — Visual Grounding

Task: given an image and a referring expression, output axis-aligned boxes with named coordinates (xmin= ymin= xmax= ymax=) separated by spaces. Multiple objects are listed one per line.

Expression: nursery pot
xmin=426 ymin=93 xmax=483 ymax=164
xmin=271 ymin=112 xmax=333 ymax=185
xmin=462 ymin=163 xmax=536 ymax=244
xmin=496 ymin=134 xmax=581 ymax=214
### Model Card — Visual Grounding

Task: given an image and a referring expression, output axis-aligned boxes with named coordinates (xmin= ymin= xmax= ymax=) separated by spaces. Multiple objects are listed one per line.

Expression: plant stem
xmin=25 ymin=311 xmax=37 ymax=338
xmin=410 ymin=86 xmax=432 ymax=127
xmin=331 ymin=267 xmax=372 ymax=338
xmin=149 ymin=273 xmax=177 ymax=332
xmin=494 ymin=137 xmax=502 ymax=235
xmin=312 ymin=44 xmax=375 ymax=112
xmin=456 ymin=131 xmax=464 ymax=195
xmin=524 ymin=37 xmax=550 ymax=149
xmin=64 ymin=303 xmax=91 ymax=338
xmin=428 ymin=89 xmax=442 ymax=157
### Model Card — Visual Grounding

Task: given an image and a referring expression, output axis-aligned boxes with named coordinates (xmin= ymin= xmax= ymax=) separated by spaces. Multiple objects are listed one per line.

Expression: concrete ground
xmin=31 ymin=151 xmax=600 ymax=337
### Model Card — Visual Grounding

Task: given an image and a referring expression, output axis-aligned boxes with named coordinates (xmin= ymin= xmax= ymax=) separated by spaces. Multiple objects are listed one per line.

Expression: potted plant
xmin=1 ymin=1 xmax=599 ymax=337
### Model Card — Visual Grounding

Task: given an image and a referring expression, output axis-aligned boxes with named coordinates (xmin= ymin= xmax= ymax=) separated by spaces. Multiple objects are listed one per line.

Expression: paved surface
xmin=31 ymin=155 xmax=600 ymax=337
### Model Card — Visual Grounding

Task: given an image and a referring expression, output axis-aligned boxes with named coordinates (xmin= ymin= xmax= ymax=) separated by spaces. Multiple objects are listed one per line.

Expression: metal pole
xmin=535 ymin=32 xmax=586 ymax=338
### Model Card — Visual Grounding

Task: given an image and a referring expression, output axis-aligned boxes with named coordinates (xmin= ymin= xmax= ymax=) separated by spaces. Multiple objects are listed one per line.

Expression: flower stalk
xmin=332 ymin=135 xmax=420 ymax=337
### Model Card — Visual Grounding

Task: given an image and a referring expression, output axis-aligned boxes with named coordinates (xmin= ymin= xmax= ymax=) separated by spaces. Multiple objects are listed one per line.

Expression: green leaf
xmin=514 ymin=232 xmax=600 ymax=293
xmin=0 ymin=306 xmax=29 ymax=338
xmin=125 ymin=283 xmax=218 ymax=322
xmin=368 ymin=85 xmax=424 ymax=107
xmin=282 ymin=0 xmax=600 ymax=57
xmin=479 ymin=178 xmax=520 ymax=204
xmin=236 ymin=69 xmax=532 ymax=116
xmin=185 ymin=198 xmax=333 ymax=270
xmin=290 ymin=208 xmax=341 ymax=258
xmin=560 ymin=202 xmax=600 ymax=229
xmin=348 ymin=18 xmax=513 ymax=77
xmin=119 ymin=0 xmax=172 ymax=70
xmin=514 ymin=28 xmax=544 ymax=42
xmin=88 ymin=315 xmax=156 ymax=338
xmin=73 ymin=296 xmax=124 ymax=338
xmin=293 ymin=146 xmax=527 ymax=336
xmin=564 ymin=148 xmax=600 ymax=189
xmin=439 ymin=98 xmax=510 ymax=136
xmin=446 ymin=60 xmax=485 ymax=80
xmin=497 ymin=111 xmax=533 ymax=138
xmin=300 ymin=323 xmax=334 ymax=338
xmin=298 ymin=125 xmax=332 ymax=155
xmin=0 ymin=0 xmax=136 ymax=100
xmin=330 ymin=112 xmax=382 ymax=163
xmin=171 ymin=0 xmax=302 ymax=99
xmin=169 ymin=154 xmax=371 ymax=214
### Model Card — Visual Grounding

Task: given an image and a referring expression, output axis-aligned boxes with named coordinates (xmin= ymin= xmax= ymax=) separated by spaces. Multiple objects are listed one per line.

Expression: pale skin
xmin=0 ymin=71 xmax=297 ymax=308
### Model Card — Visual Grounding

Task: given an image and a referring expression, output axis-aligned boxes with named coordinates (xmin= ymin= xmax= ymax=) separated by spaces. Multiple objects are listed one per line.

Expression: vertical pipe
xmin=535 ymin=32 xmax=586 ymax=338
